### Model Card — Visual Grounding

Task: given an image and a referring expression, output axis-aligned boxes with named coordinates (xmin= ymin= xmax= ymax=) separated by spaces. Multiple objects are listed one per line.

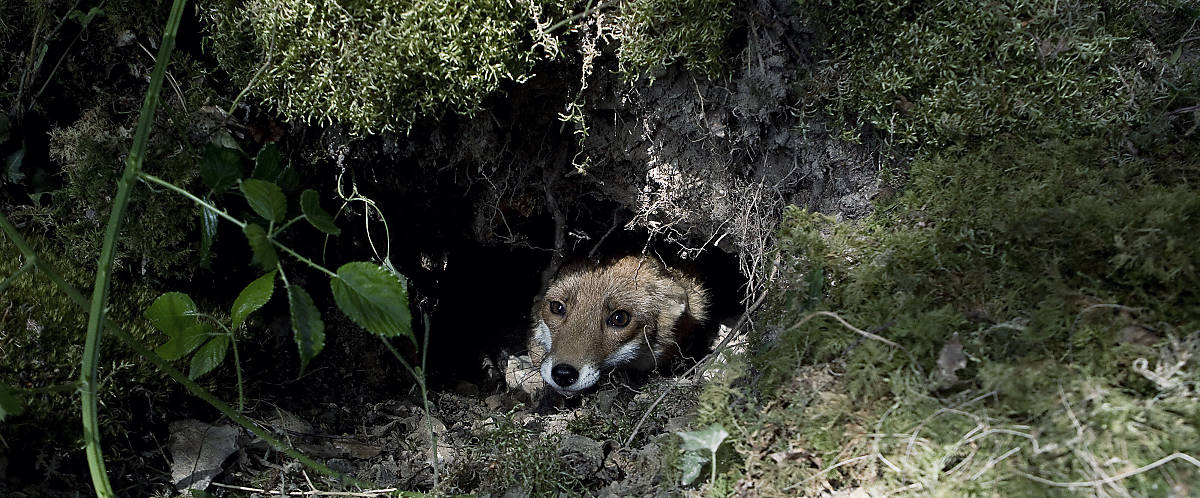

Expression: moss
xmin=698 ymin=130 xmax=1200 ymax=494
xmin=44 ymin=102 xmax=200 ymax=282
xmin=202 ymin=0 xmax=555 ymax=133
xmin=448 ymin=411 xmax=586 ymax=496
xmin=615 ymin=0 xmax=733 ymax=79
xmin=0 ymin=232 xmax=172 ymax=448
xmin=797 ymin=0 xmax=1198 ymax=146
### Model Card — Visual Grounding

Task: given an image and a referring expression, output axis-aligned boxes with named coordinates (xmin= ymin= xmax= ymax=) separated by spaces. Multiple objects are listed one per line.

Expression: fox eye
xmin=549 ymin=300 xmax=566 ymax=315
xmin=607 ymin=310 xmax=630 ymax=327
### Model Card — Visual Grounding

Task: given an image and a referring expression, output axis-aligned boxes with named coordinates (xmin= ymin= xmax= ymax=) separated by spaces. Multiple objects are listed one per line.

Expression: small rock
xmin=454 ymin=380 xmax=480 ymax=397
xmin=169 ymin=419 xmax=240 ymax=491
xmin=558 ymin=434 xmax=604 ymax=479
xmin=505 ymin=354 xmax=543 ymax=396
xmin=484 ymin=393 xmax=507 ymax=411
xmin=1118 ymin=326 xmax=1160 ymax=346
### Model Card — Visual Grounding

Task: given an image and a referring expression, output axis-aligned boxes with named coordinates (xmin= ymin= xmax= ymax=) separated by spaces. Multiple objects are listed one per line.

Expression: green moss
xmin=798 ymin=0 xmax=1198 ymax=146
xmin=203 ymin=0 xmax=554 ymax=133
xmin=45 ymin=103 xmax=200 ymax=282
xmin=0 ymin=233 xmax=171 ymax=447
xmin=450 ymin=411 xmax=586 ymax=496
xmin=696 ymin=129 xmax=1200 ymax=494
xmin=615 ymin=0 xmax=733 ymax=79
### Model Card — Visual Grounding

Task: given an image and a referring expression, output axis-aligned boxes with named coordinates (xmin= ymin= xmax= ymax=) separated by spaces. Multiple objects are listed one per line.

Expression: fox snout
xmin=530 ymin=255 xmax=708 ymax=395
xmin=534 ymin=319 xmax=648 ymax=394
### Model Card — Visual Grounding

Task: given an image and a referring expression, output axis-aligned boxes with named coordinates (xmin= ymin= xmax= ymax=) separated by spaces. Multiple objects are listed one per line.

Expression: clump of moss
xmin=697 ymin=130 xmax=1200 ymax=494
xmin=45 ymin=104 xmax=199 ymax=281
xmin=447 ymin=413 xmax=586 ymax=496
xmin=203 ymin=0 xmax=554 ymax=133
xmin=614 ymin=0 xmax=733 ymax=78
xmin=798 ymin=0 xmax=1196 ymax=145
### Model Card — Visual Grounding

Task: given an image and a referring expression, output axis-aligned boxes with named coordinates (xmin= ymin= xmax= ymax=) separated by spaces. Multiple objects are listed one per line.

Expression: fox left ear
xmin=655 ymin=278 xmax=690 ymax=324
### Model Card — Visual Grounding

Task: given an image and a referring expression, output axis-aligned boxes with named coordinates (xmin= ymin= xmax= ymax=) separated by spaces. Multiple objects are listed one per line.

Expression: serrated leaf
xmin=330 ymin=262 xmax=412 ymax=341
xmin=200 ymin=143 xmax=246 ymax=193
xmin=287 ymin=284 xmax=325 ymax=375
xmin=679 ymin=451 xmax=707 ymax=486
xmin=0 ymin=384 xmax=25 ymax=421
xmin=188 ymin=335 xmax=230 ymax=379
xmin=278 ymin=167 xmax=300 ymax=193
xmin=242 ymin=223 xmax=278 ymax=271
xmin=253 ymin=142 xmax=283 ymax=182
xmin=145 ymin=292 xmax=209 ymax=360
xmin=199 ymin=203 xmax=218 ymax=269
xmin=232 ymin=270 xmax=276 ymax=329
xmin=677 ymin=423 xmax=729 ymax=453
xmin=300 ymin=189 xmax=341 ymax=235
xmin=240 ymin=179 xmax=287 ymax=224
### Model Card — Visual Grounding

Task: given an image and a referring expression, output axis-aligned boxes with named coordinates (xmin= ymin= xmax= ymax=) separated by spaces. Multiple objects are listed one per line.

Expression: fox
xmin=530 ymin=254 xmax=710 ymax=395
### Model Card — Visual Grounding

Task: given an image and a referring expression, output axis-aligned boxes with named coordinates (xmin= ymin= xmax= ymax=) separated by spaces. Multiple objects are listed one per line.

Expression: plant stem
xmin=140 ymin=173 xmax=247 ymax=228
xmin=0 ymin=212 xmax=376 ymax=490
xmin=229 ymin=333 xmax=245 ymax=413
xmin=378 ymin=335 xmax=437 ymax=487
xmin=0 ymin=260 xmax=33 ymax=293
xmin=80 ymin=1 xmax=187 ymax=494
xmin=142 ymin=172 xmax=337 ymax=279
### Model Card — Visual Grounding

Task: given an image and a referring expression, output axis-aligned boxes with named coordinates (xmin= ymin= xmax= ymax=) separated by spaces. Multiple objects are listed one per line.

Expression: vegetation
xmin=689 ymin=0 xmax=1200 ymax=494
xmin=615 ymin=0 xmax=733 ymax=78
xmin=202 ymin=0 xmax=560 ymax=133
xmin=799 ymin=0 xmax=1199 ymax=145
xmin=1 ymin=0 xmax=1196 ymax=495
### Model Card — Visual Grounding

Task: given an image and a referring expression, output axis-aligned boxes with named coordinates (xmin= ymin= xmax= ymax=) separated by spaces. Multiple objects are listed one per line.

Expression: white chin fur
xmin=534 ymin=320 xmax=552 ymax=350
xmin=540 ymin=355 xmax=600 ymax=394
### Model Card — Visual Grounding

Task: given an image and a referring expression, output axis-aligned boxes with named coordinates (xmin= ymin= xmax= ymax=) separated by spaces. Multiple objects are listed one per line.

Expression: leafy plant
xmin=0 ymin=383 xmax=24 ymax=421
xmin=676 ymin=423 xmax=729 ymax=487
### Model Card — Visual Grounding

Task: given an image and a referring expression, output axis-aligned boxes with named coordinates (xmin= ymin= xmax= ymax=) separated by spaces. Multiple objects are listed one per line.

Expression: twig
xmin=1068 ymin=303 xmax=1139 ymax=361
xmin=210 ymin=482 xmax=400 ymax=496
xmin=624 ymin=287 xmax=770 ymax=446
xmin=786 ymin=311 xmax=923 ymax=376
xmin=1015 ymin=453 xmax=1200 ymax=488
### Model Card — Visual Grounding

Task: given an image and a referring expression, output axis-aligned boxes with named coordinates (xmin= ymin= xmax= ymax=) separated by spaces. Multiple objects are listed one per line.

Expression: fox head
xmin=533 ymin=256 xmax=705 ymax=395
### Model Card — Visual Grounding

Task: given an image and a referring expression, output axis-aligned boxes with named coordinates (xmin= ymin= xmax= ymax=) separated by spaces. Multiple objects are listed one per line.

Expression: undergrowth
xmin=202 ymin=0 xmax=559 ymax=133
xmin=798 ymin=0 xmax=1200 ymax=145
xmin=696 ymin=131 xmax=1200 ymax=494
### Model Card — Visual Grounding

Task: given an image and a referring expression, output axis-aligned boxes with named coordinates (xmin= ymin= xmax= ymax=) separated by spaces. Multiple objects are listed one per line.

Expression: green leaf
xmin=0 ymin=114 xmax=9 ymax=142
xmin=330 ymin=262 xmax=412 ymax=341
xmin=278 ymin=167 xmax=300 ymax=193
xmin=199 ymin=203 xmax=218 ymax=269
xmin=677 ymin=423 xmax=729 ymax=453
xmin=300 ymin=189 xmax=341 ymax=235
xmin=240 ymin=179 xmax=287 ymax=224
xmin=145 ymin=292 xmax=209 ymax=360
xmin=200 ymin=143 xmax=246 ymax=193
xmin=287 ymin=284 xmax=325 ymax=374
xmin=253 ymin=142 xmax=283 ymax=182
xmin=678 ymin=451 xmax=707 ymax=486
xmin=0 ymin=384 xmax=25 ymax=421
xmin=242 ymin=223 xmax=278 ymax=271
xmin=188 ymin=335 xmax=230 ymax=379
xmin=232 ymin=271 xmax=276 ymax=329
xmin=5 ymin=147 xmax=25 ymax=183
xmin=68 ymin=7 xmax=104 ymax=27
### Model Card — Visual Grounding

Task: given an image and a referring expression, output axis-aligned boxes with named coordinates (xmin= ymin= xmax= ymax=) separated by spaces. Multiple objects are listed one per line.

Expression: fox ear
xmin=654 ymin=278 xmax=690 ymax=324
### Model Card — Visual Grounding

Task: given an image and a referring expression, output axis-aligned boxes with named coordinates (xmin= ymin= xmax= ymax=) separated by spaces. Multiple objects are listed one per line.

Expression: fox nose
xmin=551 ymin=364 xmax=579 ymax=387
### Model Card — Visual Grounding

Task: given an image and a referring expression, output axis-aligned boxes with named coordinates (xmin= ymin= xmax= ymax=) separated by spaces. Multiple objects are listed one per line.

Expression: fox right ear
xmin=654 ymin=278 xmax=690 ymax=323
